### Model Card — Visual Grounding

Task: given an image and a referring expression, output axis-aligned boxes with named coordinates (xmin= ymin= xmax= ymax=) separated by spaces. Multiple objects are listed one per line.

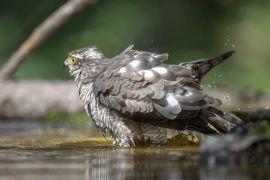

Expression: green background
xmin=0 ymin=0 xmax=269 ymax=90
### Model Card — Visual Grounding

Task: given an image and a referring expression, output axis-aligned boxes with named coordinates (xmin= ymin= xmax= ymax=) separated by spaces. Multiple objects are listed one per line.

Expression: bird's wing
xmin=93 ymin=46 xmax=209 ymax=122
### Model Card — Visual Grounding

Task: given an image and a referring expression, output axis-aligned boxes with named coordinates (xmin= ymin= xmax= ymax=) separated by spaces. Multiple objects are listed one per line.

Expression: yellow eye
xmin=71 ymin=56 xmax=76 ymax=64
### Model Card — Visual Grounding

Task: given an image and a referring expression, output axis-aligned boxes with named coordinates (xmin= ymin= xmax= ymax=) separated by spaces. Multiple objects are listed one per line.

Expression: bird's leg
xmin=109 ymin=118 xmax=145 ymax=147
xmin=142 ymin=124 xmax=167 ymax=145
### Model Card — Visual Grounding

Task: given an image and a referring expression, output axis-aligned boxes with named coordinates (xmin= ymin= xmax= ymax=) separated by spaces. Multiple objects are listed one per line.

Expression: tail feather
xmin=187 ymin=118 xmax=218 ymax=134
xmin=181 ymin=50 xmax=235 ymax=80
xmin=187 ymin=107 xmax=238 ymax=134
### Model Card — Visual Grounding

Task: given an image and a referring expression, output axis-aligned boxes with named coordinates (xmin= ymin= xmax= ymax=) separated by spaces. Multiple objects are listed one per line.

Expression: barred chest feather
xmin=77 ymin=82 xmax=111 ymax=132
xmin=75 ymin=78 xmax=147 ymax=147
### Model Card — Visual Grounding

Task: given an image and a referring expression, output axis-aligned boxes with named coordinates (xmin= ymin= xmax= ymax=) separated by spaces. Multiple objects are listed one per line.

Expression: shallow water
xmin=0 ymin=120 xmax=269 ymax=180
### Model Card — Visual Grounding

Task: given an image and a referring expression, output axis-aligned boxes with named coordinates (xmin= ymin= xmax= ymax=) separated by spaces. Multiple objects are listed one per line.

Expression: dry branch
xmin=0 ymin=0 xmax=95 ymax=80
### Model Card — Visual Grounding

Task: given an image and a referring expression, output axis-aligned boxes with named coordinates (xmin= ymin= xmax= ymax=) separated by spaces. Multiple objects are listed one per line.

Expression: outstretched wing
xmin=93 ymin=46 xmax=209 ymax=123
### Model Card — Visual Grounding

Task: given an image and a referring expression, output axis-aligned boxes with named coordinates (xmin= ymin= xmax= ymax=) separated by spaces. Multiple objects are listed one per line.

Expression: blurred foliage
xmin=43 ymin=110 xmax=89 ymax=122
xmin=0 ymin=0 xmax=270 ymax=89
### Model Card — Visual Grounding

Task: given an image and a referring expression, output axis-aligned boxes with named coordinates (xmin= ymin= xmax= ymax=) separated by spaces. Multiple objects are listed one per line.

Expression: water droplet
xmin=224 ymin=95 xmax=231 ymax=106
xmin=208 ymin=84 xmax=211 ymax=88
xmin=219 ymin=74 xmax=222 ymax=78
xmin=226 ymin=38 xmax=230 ymax=42
xmin=231 ymin=44 xmax=235 ymax=49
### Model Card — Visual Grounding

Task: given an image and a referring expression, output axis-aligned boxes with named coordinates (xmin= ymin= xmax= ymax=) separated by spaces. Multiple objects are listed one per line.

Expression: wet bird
xmin=65 ymin=45 xmax=237 ymax=147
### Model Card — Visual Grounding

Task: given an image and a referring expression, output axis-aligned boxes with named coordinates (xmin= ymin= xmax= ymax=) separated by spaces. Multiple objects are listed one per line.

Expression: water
xmin=0 ymin=120 xmax=269 ymax=180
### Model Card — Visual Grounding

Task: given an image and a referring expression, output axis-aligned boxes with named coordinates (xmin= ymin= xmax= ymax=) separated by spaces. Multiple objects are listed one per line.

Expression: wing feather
xmin=93 ymin=46 xmax=210 ymax=123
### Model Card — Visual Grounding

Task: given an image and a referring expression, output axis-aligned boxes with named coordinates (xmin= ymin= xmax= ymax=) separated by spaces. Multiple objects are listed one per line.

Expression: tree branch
xmin=0 ymin=0 xmax=96 ymax=80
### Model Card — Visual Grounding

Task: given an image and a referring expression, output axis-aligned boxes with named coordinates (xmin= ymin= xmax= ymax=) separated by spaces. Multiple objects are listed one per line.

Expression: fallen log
xmin=0 ymin=80 xmax=83 ymax=119
xmin=0 ymin=80 xmax=269 ymax=119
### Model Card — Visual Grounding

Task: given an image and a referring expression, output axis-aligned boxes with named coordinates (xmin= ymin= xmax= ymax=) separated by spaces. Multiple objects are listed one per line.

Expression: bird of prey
xmin=64 ymin=45 xmax=237 ymax=147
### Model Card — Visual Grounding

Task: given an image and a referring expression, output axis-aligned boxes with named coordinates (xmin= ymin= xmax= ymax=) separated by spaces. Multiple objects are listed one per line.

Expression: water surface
xmin=0 ymin=120 xmax=268 ymax=180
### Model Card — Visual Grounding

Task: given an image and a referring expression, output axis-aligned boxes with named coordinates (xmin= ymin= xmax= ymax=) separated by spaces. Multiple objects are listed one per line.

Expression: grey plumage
xmin=65 ymin=45 xmax=237 ymax=147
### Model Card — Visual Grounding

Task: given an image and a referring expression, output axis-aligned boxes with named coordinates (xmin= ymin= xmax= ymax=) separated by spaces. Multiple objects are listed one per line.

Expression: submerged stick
xmin=0 ymin=0 xmax=96 ymax=80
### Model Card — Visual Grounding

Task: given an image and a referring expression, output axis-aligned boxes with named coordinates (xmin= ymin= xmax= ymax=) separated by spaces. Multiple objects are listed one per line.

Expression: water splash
xmin=224 ymin=95 xmax=231 ymax=106
xmin=224 ymin=37 xmax=230 ymax=46
xmin=224 ymin=36 xmax=236 ymax=49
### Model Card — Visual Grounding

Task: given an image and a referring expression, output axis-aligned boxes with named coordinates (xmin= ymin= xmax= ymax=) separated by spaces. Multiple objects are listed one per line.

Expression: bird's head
xmin=64 ymin=46 xmax=106 ymax=80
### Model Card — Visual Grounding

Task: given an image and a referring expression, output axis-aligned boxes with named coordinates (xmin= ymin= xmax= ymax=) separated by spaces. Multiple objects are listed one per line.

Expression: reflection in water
xmin=0 ymin=147 xmax=269 ymax=180
xmin=86 ymin=148 xmax=199 ymax=180
xmin=0 ymin=121 xmax=269 ymax=180
xmin=84 ymin=148 xmax=269 ymax=180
